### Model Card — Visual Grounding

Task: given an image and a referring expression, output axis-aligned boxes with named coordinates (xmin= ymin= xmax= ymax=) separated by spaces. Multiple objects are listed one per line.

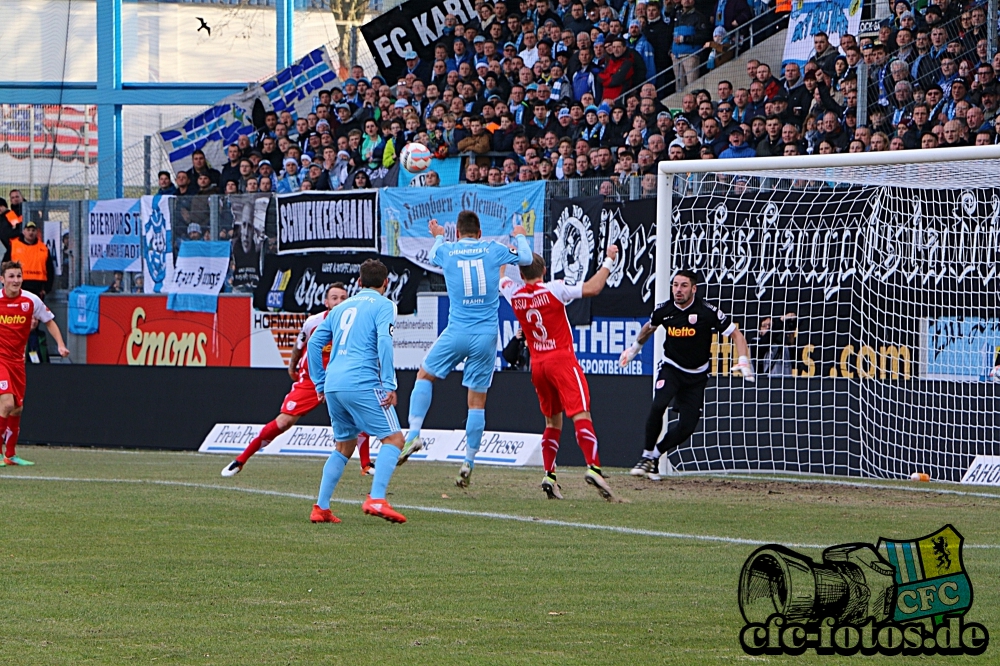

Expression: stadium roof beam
xmin=0 ymin=0 xmax=297 ymax=199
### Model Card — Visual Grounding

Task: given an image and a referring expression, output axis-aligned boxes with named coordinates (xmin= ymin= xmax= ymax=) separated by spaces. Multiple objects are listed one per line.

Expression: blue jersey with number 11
xmin=431 ymin=234 xmax=533 ymax=335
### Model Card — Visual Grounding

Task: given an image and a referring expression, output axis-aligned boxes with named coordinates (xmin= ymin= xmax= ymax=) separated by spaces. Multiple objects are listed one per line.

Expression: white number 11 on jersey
xmin=457 ymin=258 xmax=487 ymax=297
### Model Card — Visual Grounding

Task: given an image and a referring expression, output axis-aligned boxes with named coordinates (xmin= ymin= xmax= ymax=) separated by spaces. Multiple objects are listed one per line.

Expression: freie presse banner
xmin=276 ymin=190 xmax=379 ymax=254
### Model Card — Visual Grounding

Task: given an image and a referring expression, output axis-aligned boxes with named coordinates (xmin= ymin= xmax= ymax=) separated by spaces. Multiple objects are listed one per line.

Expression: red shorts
xmin=280 ymin=380 xmax=322 ymax=417
xmin=0 ymin=360 xmax=25 ymax=407
xmin=531 ymin=356 xmax=590 ymax=418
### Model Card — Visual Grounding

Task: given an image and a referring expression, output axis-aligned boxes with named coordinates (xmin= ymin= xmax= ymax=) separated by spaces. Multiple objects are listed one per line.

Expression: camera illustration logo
xmin=738 ymin=525 xmax=988 ymax=656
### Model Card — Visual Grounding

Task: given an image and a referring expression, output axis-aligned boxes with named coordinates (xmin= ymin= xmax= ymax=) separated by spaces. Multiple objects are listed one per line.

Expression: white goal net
xmin=656 ymin=147 xmax=1000 ymax=482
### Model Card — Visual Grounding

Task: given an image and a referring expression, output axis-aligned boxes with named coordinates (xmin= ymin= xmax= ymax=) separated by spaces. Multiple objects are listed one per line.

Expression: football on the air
xmin=400 ymin=142 xmax=432 ymax=173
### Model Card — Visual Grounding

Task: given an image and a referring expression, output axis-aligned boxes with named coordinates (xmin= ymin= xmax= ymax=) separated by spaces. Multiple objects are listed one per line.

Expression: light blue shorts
xmin=421 ymin=328 xmax=497 ymax=392
xmin=325 ymin=388 xmax=401 ymax=442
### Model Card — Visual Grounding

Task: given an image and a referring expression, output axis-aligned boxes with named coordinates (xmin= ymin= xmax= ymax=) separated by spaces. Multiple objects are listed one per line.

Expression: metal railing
xmin=617 ymin=6 xmax=788 ymax=103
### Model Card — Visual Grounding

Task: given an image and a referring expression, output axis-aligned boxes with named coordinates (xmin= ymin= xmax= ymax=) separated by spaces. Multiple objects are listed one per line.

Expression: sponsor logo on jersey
xmin=0 ymin=314 xmax=27 ymax=325
xmin=689 ymin=314 xmax=698 ymax=324
xmin=667 ymin=326 xmax=696 ymax=337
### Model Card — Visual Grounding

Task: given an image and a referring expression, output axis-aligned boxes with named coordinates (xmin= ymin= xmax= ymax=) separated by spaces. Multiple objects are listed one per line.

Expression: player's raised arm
xmin=307 ymin=315 xmax=334 ymax=395
xmin=511 ymin=224 xmax=532 ymax=265
xmin=427 ymin=219 xmax=446 ymax=266
xmin=581 ymin=245 xmax=619 ymax=297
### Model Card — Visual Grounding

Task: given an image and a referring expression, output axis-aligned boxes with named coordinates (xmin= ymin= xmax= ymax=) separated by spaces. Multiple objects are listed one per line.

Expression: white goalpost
xmin=655 ymin=145 xmax=1000 ymax=481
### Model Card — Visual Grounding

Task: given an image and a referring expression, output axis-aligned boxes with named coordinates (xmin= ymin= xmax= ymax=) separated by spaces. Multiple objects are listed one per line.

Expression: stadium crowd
xmin=152 ymin=0 xmax=999 ymax=198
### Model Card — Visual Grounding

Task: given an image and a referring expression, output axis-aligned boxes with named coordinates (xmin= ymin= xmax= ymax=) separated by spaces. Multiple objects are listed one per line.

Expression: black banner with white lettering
xmin=276 ymin=190 xmax=379 ymax=255
xmin=253 ymin=252 xmax=424 ymax=315
xmin=592 ymin=198 xmax=658 ymax=319
xmin=548 ymin=196 xmax=603 ymax=326
xmin=360 ymin=0 xmax=478 ymax=83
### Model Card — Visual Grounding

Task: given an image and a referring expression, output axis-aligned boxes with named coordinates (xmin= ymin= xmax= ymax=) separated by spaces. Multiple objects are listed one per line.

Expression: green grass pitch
xmin=1 ymin=447 xmax=998 ymax=665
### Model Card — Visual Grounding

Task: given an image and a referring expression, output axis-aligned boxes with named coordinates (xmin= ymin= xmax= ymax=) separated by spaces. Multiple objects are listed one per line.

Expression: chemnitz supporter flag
xmin=276 ymin=190 xmax=379 ymax=254
xmin=254 ymin=252 xmax=424 ymax=315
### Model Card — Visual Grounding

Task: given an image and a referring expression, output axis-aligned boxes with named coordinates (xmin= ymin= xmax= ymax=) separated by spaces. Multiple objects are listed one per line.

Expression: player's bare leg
xmin=398 ymin=368 xmax=437 ymax=466
xmin=455 ymin=389 xmax=487 ymax=488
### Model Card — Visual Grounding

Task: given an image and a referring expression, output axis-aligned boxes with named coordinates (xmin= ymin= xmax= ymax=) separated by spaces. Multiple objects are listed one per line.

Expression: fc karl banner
xmin=361 ymin=0 xmax=478 ymax=83
xmin=276 ymin=190 xmax=379 ymax=254
xmin=88 ymin=198 xmax=141 ymax=273
xmin=254 ymin=252 xmax=424 ymax=315
xmin=380 ymin=181 xmax=544 ymax=273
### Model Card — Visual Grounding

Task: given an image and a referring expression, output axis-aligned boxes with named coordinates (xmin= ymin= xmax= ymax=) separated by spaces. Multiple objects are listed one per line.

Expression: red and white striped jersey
xmin=500 ymin=277 xmax=582 ymax=358
xmin=292 ymin=310 xmax=331 ymax=388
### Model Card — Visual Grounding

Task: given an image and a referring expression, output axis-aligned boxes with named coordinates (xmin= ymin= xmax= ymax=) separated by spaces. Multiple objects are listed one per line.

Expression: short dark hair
xmin=326 ymin=282 xmax=348 ymax=298
xmin=359 ymin=259 xmax=388 ymax=288
xmin=1 ymin=261 xmax=22 ymax=276
xmin=673 ymin=269 xmax=699 ymax=284
xmin=157 ymin=170 xmax=172 ymax=180
xmin=457 ymin=210 xmax=481 ymax=236
xmin=520 ymin=253 xmax=546 ymax=280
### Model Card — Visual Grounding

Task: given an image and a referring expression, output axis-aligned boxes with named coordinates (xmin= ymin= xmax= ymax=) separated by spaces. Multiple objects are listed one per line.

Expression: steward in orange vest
xmin=9 ymin=221 xmax=54 ymax=298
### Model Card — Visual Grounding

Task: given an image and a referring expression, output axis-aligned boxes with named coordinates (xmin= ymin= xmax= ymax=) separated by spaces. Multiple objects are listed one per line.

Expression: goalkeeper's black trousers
xmin=644 ymin=364 xmax=709 ymax=455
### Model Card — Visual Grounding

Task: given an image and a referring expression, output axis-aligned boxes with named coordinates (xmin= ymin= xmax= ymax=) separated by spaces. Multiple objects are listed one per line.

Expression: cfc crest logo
xmin=667 ymin=326 xmax=696 ymax=337
xmin=877 ymin=525 xmax=972 ymax=623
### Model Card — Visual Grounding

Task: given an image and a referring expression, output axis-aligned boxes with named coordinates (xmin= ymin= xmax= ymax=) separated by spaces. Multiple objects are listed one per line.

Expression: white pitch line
xmin=2 ymin=475 xmax=998 ymax=550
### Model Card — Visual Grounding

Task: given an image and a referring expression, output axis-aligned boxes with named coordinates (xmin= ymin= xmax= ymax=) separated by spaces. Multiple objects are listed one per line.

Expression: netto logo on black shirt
xmin=667 ymin=326 xmax=696 ymax=337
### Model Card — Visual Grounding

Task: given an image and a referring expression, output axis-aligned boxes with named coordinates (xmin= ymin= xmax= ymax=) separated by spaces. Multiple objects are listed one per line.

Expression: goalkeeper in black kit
xmin=619 ymin=270 xmax=755 ymax=480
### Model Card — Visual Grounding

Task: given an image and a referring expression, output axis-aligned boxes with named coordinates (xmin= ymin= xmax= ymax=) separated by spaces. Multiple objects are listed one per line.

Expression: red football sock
xmin=4 ymin=415 xmax=19 ymax=458
xmin=0 ymin=416 xmax=8 ymax=458
xmin=358 ymin=432 xmax=371 ymax=468
xmin=236 ymin=420 xmax=284 ymax=464
xmin=573 ymin=418 xmax=601 ymax=468
xmin=541 ymin=427 xmax=561 ymax=474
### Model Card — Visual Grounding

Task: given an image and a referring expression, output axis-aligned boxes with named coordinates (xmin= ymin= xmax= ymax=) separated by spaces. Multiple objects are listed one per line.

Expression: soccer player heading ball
xmin=501 ymin=247 xmax=619 ymax=501
xmin=396 ymin=210 xmax=533 ymax=488
xmin=620 ymin=270 xmax=755 ymax=480
xmin=307 ymin=259 xmax=407 ymax=524
xmin=0 ymin=261 xmax=69 ymax=466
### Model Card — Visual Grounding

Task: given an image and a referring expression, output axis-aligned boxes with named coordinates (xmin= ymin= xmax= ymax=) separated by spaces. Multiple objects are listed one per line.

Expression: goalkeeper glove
xmin=990 ymin=366 xmax=1000 ymax=382
xmin=619 ymin=341 xmax=642 ymax=367
xmin=735 ymin=356 xmax=756 ymax=383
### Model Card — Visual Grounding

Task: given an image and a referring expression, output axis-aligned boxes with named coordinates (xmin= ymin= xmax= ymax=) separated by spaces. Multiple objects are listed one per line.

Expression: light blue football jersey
xmin=307 ymin=288 xmax=397 ymax=393
xmin=430 ymin=234 xmax=532 ymax=335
